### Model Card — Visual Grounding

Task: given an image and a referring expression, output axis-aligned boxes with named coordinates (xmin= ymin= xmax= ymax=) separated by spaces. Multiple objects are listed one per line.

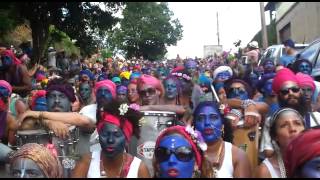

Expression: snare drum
xmin=128 ymin=111 xmax=176 ymax=175
xmin=51 ymin=125 xmax=80 ymax=157
xmin=16 ymin=129 xmax=51 ymax=148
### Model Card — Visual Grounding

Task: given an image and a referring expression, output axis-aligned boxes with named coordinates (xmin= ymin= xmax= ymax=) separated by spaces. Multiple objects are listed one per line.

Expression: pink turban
xmin=94 ymin=80 xmax=116 ymax=99
xmin=0 ymin=80 xmax=12 ymax=95
xmin=296 ymin=72 xmax=315 ymax=92
xmin=137 ymin=74 xmax=164 ymax=97
xmin=272 ymin=68 xmax=298 ymax=94
xmin=285 ymin=128 xmax=320 ymax=177
xmin=1 ymin=49 xmax=21 ymax=65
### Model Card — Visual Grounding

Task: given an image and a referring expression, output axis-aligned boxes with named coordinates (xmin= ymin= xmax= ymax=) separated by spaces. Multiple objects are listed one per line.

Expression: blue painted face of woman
xmin=156 ymin=134 xmax=195 ymax=178
xmin=194 ymin=106 xmax=222 ymax=143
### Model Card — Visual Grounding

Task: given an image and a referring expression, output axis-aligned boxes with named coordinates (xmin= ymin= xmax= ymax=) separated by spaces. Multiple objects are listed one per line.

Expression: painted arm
xmin=17 ymin=110 xmax=95 ymax=128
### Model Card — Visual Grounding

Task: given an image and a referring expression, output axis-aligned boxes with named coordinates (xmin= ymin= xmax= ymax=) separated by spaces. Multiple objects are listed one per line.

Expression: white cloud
xmin=166 ymin=2 xmax=269 ymax=59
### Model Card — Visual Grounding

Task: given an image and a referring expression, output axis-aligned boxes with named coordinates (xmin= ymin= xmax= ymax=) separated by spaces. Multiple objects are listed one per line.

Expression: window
xmin=300 ymin=41 xmax=320 ymax=63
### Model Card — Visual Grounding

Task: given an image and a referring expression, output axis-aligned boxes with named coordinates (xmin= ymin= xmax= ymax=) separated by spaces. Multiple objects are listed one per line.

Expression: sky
xmin=165 ymin=2 xmax=270 ymax=59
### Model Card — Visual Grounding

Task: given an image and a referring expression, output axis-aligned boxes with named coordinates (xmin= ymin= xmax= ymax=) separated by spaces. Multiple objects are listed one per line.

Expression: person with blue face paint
xmin=285 ymin=127 xmax=320 ymax=178
xmin=184 ymin=59 xmax=198 ymax=82
xmin=162 ymin=76 xmax=180 ymax=105
xmin=31 ymin=90 xmax=47 ymax=111
xmin=153 ymin=125 xmax=213 ymax=178
xmin=116 ymin=85 xmax=128 ymax=103
xmin=72 ymin=100 xmax=150 ymax=178
xmin=9 ymin=143 xmax=63 ymax=178
xmin=262 ymin=59 xmax=275 ymax=74
xmin=193 ymin=101 xmax=251 ymax=178
xmin=78 ymin=82 xmax=94 ymax=107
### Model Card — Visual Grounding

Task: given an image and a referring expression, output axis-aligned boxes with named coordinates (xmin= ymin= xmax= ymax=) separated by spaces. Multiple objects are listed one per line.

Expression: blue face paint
xmin=249 ymin=72 xmax=259 ymax=87
xmin=215 ymin=71 xmax=231 ymax=82
xmin=0 ymin=55 xmax=13 ymax=70
xmin=47 ymin=90 xmax=71 ymax=112
xmin=185 ymin=60 xmax=197 ymax=75
xmin=122 ymin=79 xmax=130 ymax=87
xmin=195 ymin=106 xmax=222 ymax=143
xmin=157 ymin=134 xmax=195 ymax=178
xmin=262 ymin=79 xmax=274 ymax=97
xmin=99 ymin=123 xmax=126 ymax=158
xmin=96 ymin=87 xmax=113 ymax=106
xmin=34 ymin=97 xmax=47 ymax=111
xmin=164 ymin=79 xmax=178 ymax=100
xmin=0 ymin=86 xmax=10 ymax=98
xmin=228 ymin=87 xmax=249 ymax=100
xmin=263 ymin=61 xmax=275 ymax=73
xmin=299 ymin=156 xmax=320 ymax=178
xmin=298 ymin=62 xmax=312 ymax=75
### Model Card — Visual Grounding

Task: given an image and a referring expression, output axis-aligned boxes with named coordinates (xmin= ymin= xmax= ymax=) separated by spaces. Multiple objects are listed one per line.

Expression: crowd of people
xmin=0 ymin=39 xmax=319 ymax=178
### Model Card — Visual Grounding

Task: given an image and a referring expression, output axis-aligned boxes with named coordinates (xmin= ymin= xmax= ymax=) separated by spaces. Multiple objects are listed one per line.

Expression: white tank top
xmin=216 ymin=142 xmax=234 ymax=178
xmin=87 ymin=150 xmax=141 ymax=178
xmin=262 ymin=158 xmax=279 ymax=178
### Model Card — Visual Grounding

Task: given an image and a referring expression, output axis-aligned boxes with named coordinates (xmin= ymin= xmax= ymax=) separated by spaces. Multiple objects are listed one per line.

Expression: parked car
xmin=258 ymin=43 xmax=309 ymax=66
xmin=295 ymin=38 xmax=320 ymax=81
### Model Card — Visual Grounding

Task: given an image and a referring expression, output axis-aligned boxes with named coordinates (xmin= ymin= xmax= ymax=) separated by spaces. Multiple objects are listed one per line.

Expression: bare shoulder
xmin=138 ymin=157 xmax=151 ymax=178
xmin=254 ymin=160 xmax=272 ymax=178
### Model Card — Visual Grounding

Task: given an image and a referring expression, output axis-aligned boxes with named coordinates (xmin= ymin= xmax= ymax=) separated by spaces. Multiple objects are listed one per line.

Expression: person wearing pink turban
xmin=296 ymin=72 xmax=315 ymax=105
xmin=0 ymin=49 xmax=32 ymax=98
xmin=285 ymin=128 xmax=320 ymax=178
xmin=137 ymin=74 xmax=164 ymax=105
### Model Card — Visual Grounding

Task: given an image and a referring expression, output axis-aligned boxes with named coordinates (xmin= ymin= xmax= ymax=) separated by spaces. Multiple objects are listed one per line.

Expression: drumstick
xmin=210 ymin=84 xmax=220 ymax=103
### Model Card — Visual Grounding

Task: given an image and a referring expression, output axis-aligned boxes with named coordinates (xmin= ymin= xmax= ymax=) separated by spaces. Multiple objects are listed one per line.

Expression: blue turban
xmin=79 ymin=69 xmax=95 ymax=81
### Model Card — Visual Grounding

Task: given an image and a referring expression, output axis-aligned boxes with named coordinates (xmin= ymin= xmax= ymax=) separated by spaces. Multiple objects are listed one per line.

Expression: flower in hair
xmin=119 ymin=103 xmax=129 ymax=115
xmin=185 ymin=125 xmax=208 ymax=151
xmin=129 ymin=103 xmax=140 ymax=111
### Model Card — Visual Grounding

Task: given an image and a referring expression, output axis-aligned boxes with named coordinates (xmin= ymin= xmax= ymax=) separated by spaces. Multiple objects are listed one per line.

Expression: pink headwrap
xmin=285 ymin=128 xmax=320 ymax=177
xmin=1 ymin=49 xmax=21 ymax=65
xmin=155 ymin=125 xmax=203 ymax=168
xmin=137 ymin=74 xmax=164 ymax=97
xmin=97 ymin=112 xmax=133 ymax=142
xmin=296 ymin=72 xmax=315 ymax=92
xmin=94 ymin=80 xmax=116 ymax=99
xmin=272 ymin=68 xmax=298 ymax=94
xmin=31 ymin=90 xmax=46 ymax=109
xmin=0 ymin=80 xmax=12 ymax=95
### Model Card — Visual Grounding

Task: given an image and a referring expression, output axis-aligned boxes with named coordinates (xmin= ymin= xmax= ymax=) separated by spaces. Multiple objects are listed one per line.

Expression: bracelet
xmin=241 ymin=99 xmax=256 ymax=109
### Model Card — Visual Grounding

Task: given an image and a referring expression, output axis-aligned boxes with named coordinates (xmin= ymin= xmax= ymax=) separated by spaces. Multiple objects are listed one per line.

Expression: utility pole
xmin=260 ymin=2 xmax=268 ymax=49
xmin=217 ymin=12 xmax=220 ymax=46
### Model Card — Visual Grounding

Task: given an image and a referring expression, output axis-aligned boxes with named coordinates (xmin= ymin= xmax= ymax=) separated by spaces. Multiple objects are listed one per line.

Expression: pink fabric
xmin=31 ymin=90 xmax=46 ymax=109
xmin=0 ymin=80 xmax=12 ymax=95
xmin=155 ymin=125 xmax=202 ymax=168
xmin=94 ymin=80 xmax=116 ymax=99
xmin=1 ymin=49 xmax=21 ymax=65
xmin=97 ymin=112 xmax=133 ymax=142
xmin=272 ymin=68 xmax=298 ymax=94
xmin=36 ymin=74 xmax=46 ymax=82
xmin=296 ymin=72 xmax=315 ymax=92
xmin=137 ymin=74 xmax=164 ymax=97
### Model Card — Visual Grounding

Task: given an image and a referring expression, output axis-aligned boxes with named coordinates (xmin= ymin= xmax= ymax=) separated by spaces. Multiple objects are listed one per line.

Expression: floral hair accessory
xmin=129 ymin=103 xmax=140 ymax=111
xmin=185 ymin=125 xmax=208 ymax=151
xmin=119 ymin=103 xmax=129 ymax=115
xmin=171 ymin=72 xmax=192 ymax=81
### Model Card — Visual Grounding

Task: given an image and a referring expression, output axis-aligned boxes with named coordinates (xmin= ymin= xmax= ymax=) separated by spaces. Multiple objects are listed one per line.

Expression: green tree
xmin=0 ymin=2 xmax=123 ymax=64
xmin=110 ymin=2 xmax=183 ymax=61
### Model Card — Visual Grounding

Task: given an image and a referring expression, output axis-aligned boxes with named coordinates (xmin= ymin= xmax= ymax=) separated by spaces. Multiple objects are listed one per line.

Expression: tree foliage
xmin=110 ymin=2 xmax=183 ymax=60
xmin=0 ymin=2 xmax=124 ymax=64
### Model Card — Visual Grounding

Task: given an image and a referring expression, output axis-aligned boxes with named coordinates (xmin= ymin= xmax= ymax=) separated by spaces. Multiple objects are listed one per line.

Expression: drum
xmin=15 ymin=129 xmax=52 ymax=148
xmin=51 ymin=125 xmax=80 ymax=157
xmin=232 ymin=123 xmax=259 ymax=172
xmin=128 ymin=111 xmax=177 ymax=176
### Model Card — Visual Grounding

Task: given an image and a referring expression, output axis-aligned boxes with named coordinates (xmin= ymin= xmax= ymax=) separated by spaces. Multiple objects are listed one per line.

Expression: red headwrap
xmin=272 ymin=68 xmax=298 ymax=94
xmin=31 ymin=90 xmax=46 ymax=109
xmin=97 ymin=112 xmax=133 ymax=142
xmin=137 ymin=74 xmax=164 ymax=97
xmin=0 ymin=80 xmax=12 ymax=95
xmin=1 ymin=49 xmax=21 ymax=65
xmin=155 ymin=125 xmax=203 ymax=168
xmin=94 ymin=80 xmax=116 ymax=99
xmin=296 ymin=72 xmax=316 ymax=92
xmin=285 ymin=128 xmax=320 ymax=177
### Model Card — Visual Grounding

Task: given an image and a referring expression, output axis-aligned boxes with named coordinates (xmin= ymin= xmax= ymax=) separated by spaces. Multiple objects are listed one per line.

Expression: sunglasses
xmin=229 ymin=87 xmax=247 ymax=94
xmin=280 ymin=86 xmax=300 ymax=95
xmin=155 ymin=146 xmax=194 ymax=163
xmin=139 ymin=88 xmax=156 ymax=96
